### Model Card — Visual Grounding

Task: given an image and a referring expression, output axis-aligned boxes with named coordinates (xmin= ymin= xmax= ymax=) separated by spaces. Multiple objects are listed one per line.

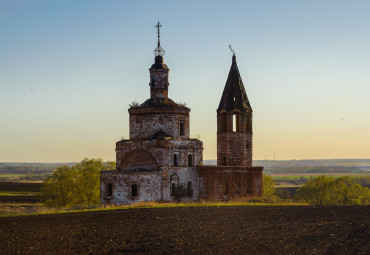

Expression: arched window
xmin=188 ymin=154 xmax=193 ymax=166
xmin=131 ymin=184 xmax=138 ymax=196
xmin=170 ymin=174 xmax=180 ymax=196
xmin=171 ymin=183 xmax=177 ymax=196
xmin=173 ymin=154 xmax=178 ymax=166
xmin=187 ymin=181 xmax=193 ymax=198
xmin=107 ymin=183 xmax=113 ymax=196
xmin=233 ymin=113 xmax=239 ymax=132
xmin=179 ymin=122 xmax=185 ymax=136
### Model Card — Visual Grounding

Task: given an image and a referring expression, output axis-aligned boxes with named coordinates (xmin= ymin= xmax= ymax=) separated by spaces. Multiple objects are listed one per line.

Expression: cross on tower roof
xmin=156 ymin=21 xmax=161 ymax=47
xmin=229 ymin=45 xmax=235 ymax=55
xmin=153 ymin=22 xmax=165 ymax=56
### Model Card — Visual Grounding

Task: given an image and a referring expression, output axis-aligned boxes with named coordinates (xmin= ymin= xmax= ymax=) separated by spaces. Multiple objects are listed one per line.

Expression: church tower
xmin=149 ymin=22 xmax=169 ymax=99
xmin=217 ymin=53 xmax=253 ymax=167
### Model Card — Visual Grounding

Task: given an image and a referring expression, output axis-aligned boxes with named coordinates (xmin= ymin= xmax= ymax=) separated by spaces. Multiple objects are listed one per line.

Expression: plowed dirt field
xmin=0 ymin=205 xmax=369 ymax=254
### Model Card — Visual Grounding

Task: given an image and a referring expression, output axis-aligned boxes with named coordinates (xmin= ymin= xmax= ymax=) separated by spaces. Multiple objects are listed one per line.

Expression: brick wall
xmin=129 ymin=108 xmax=190 ymax=139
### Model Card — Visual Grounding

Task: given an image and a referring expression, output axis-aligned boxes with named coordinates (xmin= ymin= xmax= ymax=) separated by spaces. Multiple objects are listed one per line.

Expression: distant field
xmin=270 ymin=172 xmax=370 ymax=177
xmin=0 ymin=174 xmax=27 ymax=178
xmin=271 ymin=172 xmax=370 ymax=189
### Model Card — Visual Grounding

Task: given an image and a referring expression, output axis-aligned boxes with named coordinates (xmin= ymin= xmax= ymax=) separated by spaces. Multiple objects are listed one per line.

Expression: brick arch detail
xmin=121 ymin=149 xmax=158 ymax=169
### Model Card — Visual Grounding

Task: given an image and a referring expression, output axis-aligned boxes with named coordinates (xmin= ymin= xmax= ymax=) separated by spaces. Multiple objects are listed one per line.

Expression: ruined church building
xmin=100 ymin=23 xmax=263 ymax=204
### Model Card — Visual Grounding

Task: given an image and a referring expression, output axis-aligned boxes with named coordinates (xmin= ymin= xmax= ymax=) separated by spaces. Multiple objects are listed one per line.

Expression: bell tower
xmin=149 ymin=22 xmax=169 ymax=99
xmin=217 ymin=49 xmax=253 ymax=167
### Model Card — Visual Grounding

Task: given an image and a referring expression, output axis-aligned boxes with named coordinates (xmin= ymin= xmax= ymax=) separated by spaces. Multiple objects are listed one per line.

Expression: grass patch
xmin=275 ymin=184 xmax=303 ymax=188
xmin=0 ymin=191 xmax=37 ymax=196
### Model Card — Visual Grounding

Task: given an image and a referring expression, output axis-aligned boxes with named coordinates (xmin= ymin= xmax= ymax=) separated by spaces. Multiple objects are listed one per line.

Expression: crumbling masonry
xmin=100 ymin=25 xmax=263 ymax=204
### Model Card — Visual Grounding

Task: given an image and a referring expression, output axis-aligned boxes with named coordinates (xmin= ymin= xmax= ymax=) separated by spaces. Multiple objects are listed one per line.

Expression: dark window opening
xmin=187 ymin=181 xmax=193 ymax=198
xmin=171 ymin=183 xmax=177 ymax=196
xmin=246 ymin=142 xmax=250 ymax=149
xmin=131 ymin=184 xmax=138 ymax=196
xmin=174 ymin=154 xmax=178 ymax=166
xmin=107 ymin=183 xmax=113 ymax=196
xmin=180 ymin=122 xmax=185 ymax=136
xmin=188 ymin=154 xmax=193 ymax=166
xmin=222 ymin=156 xmax=227 ymax=166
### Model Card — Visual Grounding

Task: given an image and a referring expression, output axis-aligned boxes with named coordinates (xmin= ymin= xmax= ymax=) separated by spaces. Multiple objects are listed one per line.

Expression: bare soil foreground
xmin=0 ymin=205 xmax=369 ymax=255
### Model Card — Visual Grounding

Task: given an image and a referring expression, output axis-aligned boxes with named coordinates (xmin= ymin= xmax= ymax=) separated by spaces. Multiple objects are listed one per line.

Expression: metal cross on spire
xmin=156 ymin=21 xmax=162 ymax=47
xmin=153 ymin=22 xmax=165 ymax=56
xmin=229 ymin=45 xmax=235 ymax=55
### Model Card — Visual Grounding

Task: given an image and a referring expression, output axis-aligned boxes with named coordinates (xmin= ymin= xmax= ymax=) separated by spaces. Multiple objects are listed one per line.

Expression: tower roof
xmin=217 ymin=54 xmax=252 ymax=113
xmin=150 ymin=55 xmax=168 ymax=70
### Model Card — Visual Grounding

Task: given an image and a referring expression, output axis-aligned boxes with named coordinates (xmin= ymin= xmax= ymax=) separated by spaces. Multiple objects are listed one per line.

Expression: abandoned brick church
xmin=100 ymin=24 xmax=263 ymax=204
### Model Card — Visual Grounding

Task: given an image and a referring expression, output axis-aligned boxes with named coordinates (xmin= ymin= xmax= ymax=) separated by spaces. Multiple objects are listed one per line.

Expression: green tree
xmin=262 ymin=174 xmax=276 ymax=198
xmin=294 ymin=175 xmax=370 ymax=205
xmin=40 ymin=166 xmax=76 ymax=207
xmin=40 ymin=158 xmax=115 ymax=207
xmin=331 ymin=176 xmax=366 ymax=205
xmin=294 ymin=175 xmax=333 ymax=205
xmin=357 ymin=187 xmax=370 ymax=205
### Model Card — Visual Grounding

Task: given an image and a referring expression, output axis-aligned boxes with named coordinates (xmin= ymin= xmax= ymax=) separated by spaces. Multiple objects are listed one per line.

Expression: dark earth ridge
xmin=0 ymin=182 xmax=42 ymax=192
xmin=0 ymin=205 xmax=369 ymax=254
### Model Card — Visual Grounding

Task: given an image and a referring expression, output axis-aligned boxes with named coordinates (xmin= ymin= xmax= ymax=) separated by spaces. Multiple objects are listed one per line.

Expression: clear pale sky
xmin=1 ymin=0 xmax=369 ymax=162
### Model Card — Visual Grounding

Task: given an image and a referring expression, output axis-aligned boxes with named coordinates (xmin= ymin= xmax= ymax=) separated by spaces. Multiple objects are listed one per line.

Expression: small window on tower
xmin=233 ymin=114 xmax=237 ymax=132
xmin=188 ymin=154 xmax=193 ymax=166
xmin=180 ymin=122 xmax=185 ymax=136
xmin=174 ymin=154 xmax=178 ymax=166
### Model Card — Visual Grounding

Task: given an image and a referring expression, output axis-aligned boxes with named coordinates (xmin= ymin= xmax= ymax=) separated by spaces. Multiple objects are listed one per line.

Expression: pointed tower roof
xmin=217 ymin=54 xmax=252 ymax=113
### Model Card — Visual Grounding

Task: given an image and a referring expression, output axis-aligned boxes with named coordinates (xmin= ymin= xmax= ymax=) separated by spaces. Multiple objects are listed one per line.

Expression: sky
xmin=0 ymin=0 xmax=369 ymax=162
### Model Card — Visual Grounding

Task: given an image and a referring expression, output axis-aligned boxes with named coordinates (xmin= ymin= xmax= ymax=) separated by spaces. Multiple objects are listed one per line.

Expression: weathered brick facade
xmin=100 ymin=29 xmax=263 ymax=204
